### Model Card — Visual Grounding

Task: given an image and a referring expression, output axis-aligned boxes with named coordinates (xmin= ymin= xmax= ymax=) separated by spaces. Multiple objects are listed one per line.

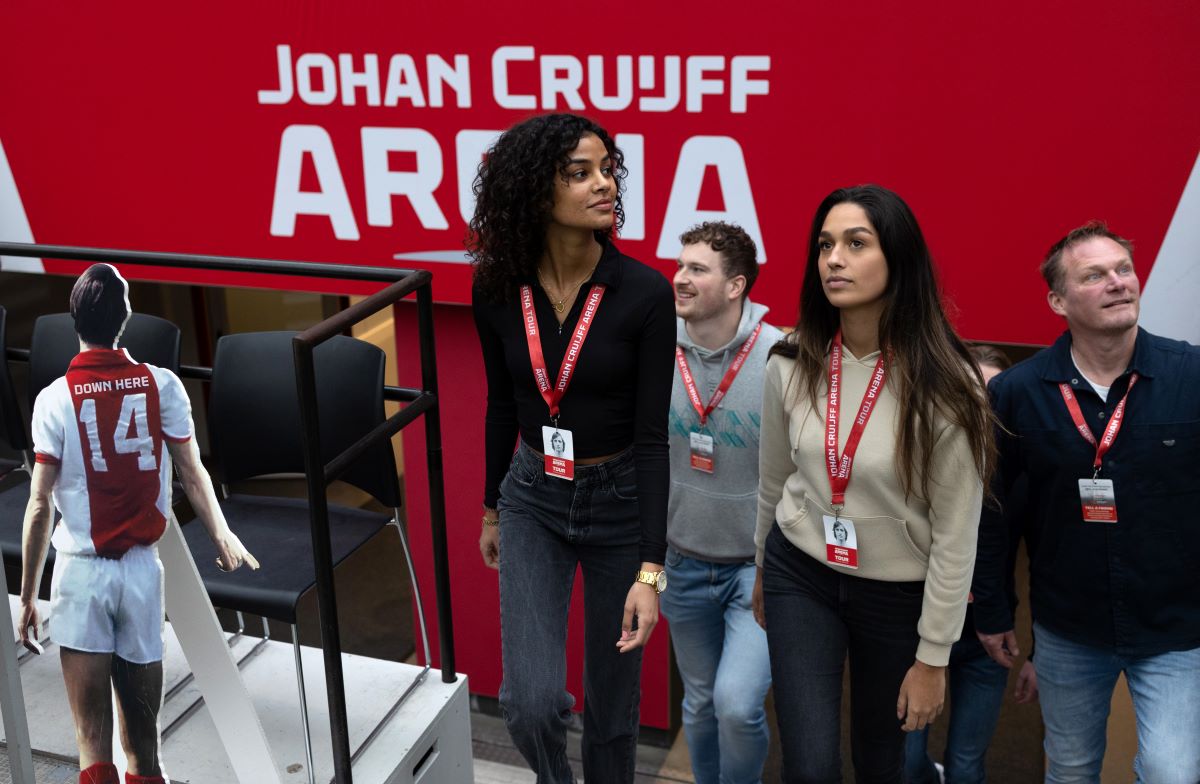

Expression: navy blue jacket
xmin=973 ymin=328 xmax=1200 ymax=656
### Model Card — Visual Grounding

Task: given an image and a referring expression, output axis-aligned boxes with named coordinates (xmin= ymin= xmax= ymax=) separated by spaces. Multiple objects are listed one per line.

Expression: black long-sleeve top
xmin=974 ymin=328 xmax=1200 ymax=657
xmin=471 ymin=240 xmax=676 ymax=565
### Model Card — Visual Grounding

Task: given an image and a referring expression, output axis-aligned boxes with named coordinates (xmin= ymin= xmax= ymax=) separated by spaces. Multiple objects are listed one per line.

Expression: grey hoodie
xmin=667 ymin=300 xmax=783 ymax=562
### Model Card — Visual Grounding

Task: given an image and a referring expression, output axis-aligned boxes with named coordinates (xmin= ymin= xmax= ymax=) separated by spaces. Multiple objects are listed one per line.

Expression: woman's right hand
xmin=479 ymin=513 xmax=500 ymax=569
xmin=752 ymin=566 xmax=766 ymax=629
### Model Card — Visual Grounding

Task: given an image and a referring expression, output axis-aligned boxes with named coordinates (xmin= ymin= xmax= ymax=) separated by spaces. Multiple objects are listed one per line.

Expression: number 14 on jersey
xmin=78 ymin=392 xmax=157 ymax=472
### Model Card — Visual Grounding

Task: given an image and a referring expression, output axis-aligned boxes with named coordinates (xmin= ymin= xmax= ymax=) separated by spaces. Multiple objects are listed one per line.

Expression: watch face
xmin=656 ymin=571 xmax=668 ymax=593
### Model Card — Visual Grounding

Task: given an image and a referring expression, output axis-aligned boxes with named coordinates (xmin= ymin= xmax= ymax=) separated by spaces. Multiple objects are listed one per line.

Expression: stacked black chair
xmin=0 ymin=307 xmax=30 ymax=479
xmin=181 ymin=331 xmax=426 ymax=784
xmin=0 ymin=307 xmax=34 ymax=585
xmin=0 ymin=312 xmax=181 ymax=599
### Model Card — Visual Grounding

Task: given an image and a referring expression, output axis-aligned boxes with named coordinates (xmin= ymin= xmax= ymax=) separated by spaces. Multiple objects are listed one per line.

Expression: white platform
xmin=3 ymin=599 xmax=472 ymax=783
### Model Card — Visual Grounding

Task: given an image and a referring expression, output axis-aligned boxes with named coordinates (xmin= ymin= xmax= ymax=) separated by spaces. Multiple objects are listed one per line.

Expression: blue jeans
xmin=762 ymin=523 xmax=925 ymax=783
xmin=904 ymin=639 xmax=1008 ymax=783
xmin=660 ymin=548 xmax=771 ymax=784
xmin=1035 ymin=621 xmax=1200 ymax=784
xmin=496 ymin=442 xmax=643 ymax=784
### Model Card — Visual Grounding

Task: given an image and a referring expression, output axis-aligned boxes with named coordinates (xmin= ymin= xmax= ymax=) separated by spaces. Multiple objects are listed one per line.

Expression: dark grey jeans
xmin=497 ymin=440 xmax=643 ymax=783
xmin=762 ymin=523 xmax=925 ymax=784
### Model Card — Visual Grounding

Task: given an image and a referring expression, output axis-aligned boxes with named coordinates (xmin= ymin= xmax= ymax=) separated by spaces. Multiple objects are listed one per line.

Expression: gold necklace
xmin=537 ymin=262 xmax=598 ymax=313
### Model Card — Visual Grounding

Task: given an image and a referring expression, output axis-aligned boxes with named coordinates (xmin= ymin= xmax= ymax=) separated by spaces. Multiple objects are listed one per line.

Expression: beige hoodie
xmin=755 ymin=349 xmax=983 ymax=666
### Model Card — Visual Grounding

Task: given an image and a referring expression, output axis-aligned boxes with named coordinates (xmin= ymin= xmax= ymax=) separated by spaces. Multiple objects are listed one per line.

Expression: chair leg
xmin=292 ymin=624 xmax=316 ymax=784
xmin=343 ymin=511 xmax=436 ymax=766
xmin=391 ymin=509 xmax=431 ymax=666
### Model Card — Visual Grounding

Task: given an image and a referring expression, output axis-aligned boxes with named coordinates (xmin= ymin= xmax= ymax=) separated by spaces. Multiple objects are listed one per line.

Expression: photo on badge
xmin=542 ymin=425 xmax=575 ymax=480
xmin=822 ymin=514 xmax=859 ymax=568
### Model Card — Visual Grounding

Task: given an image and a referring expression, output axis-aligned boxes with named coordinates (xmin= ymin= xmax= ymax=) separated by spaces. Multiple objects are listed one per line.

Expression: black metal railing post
xmin=292 ymin=340 xmax=354 ymax=782
xmin=416 ymin=286 xmax=455 ymax=682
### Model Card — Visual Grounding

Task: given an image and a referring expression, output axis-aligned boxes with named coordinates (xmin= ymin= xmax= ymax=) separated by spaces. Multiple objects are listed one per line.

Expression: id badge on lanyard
xmin=543 ymin=426 xmax=575 ymax=480
xmin=689 ymin=432 xmax=714 ymax=473
xmin=676 ymin=324 xmax=762 ymax=475
xmin=1059 ymin=374 xmax=1137 ymax=523
xmin=1078 ymin=478 xmax=1117 ymax=522
xmin=823 ymin=331 xmax=887 ymax=568
xmin=823 ymin=514 xmax=859 ymax=569
xmin=522 ymin=283 xmax=605 ymax=481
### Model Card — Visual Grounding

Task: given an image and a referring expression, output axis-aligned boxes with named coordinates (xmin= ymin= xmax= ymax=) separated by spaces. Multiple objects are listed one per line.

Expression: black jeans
xmin=762 ymin=523 xmax=925 ymax=783
xmin=496 ymin=441 xmax=644 ymax=783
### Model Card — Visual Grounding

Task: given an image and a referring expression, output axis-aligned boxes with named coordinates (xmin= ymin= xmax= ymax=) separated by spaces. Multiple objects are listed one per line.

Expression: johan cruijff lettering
xmin=257 ymin=45 xmax=770 ymax=113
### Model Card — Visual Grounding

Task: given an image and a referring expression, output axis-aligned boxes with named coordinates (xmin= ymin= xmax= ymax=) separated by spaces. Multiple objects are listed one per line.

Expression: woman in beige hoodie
xmin=751 ymin=185 xmax=995 ymax=782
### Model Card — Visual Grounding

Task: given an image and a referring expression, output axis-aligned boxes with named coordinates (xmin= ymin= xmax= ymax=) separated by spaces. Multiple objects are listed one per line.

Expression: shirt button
xmin=1071 ymin=378 xmax=1080 ymax=385
xmin=1097 ymin=411 xmax=1106 ymax=419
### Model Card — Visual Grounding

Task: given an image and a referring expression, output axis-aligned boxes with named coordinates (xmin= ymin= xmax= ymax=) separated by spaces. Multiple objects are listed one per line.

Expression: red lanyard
xmin=676 ymin=323 xmax=762 ymax=427
xmin=825 ymin=331 xmax=888 ymax=508
xmin=521 ymin=283 xmax=605 ymax=421
xmin=1058 ymin=373 xmax=1138 ymax=475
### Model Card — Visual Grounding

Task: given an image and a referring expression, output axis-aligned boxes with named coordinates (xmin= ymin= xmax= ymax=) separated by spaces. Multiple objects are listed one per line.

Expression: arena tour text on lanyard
xmin=822 ymin=330 xmax=888 ymax=570
xmin=521 ymin=283 xmax=605 ymax=480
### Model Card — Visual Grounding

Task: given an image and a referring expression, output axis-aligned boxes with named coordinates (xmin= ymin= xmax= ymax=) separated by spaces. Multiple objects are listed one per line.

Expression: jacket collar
xmin=1041 ymin=327 xmax=1158 ymax=382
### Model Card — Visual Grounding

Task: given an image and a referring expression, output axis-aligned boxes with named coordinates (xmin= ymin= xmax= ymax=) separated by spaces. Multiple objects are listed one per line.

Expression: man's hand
xmin=213 ymin=531 xmax=260 ymax=572
xmin=17 ymin=601 xmax=40 ymax=646
xmin=976 ymin=628 xmax=1021 ymax=668
xmin=752 ymin=566 xmax=766 ymax=629
xmin=617 ymin=564 xmax=661 ymax=654
xmin=1014 ymin=658 xmax=1039 ymax=704
xmin=897 ymin=660 xmax=946 ymax=732
xmin=479 ymin=520 xmax=500 ymax=570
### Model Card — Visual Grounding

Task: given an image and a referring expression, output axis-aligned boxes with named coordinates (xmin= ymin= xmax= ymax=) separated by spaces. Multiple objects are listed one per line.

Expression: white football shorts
xmin=50 ymin=545 xmax=165 ymax=663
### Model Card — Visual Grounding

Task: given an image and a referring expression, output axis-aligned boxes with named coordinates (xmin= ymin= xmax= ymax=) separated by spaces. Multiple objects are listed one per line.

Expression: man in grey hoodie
xmin=662 ymin=222 xmax=782 ymax=784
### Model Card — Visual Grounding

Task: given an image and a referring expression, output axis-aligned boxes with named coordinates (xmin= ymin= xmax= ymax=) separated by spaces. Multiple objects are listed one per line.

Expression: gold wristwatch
xmin=636 ymin=569 xmax=667 ymax=594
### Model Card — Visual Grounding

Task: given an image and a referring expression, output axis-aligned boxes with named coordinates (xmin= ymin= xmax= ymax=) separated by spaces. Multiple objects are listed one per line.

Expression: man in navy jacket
xmin=974 ymin=222 xmax=1200 ymax=782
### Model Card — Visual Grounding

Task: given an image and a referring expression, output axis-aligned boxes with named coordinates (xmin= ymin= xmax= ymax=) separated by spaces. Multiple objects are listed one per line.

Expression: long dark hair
xmin=468 ymin=113 xmax=626 ymax=303
xmin=771 ymin=184 xmax=995 ymax=499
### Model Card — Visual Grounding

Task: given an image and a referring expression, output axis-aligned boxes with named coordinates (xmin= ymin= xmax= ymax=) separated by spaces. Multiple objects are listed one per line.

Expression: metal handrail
xmin=0 ymin=241 xmax=454 ymax=784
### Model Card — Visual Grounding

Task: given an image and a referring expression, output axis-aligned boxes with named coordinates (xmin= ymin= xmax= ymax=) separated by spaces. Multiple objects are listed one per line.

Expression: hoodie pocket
xmin=802 ymin=495 xmax=929 ymax=570
xmin=776 ymin=494 xmax=812 ymax=532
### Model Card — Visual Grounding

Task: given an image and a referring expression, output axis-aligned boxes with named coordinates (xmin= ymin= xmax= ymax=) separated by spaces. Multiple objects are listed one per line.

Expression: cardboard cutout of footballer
xmin=18 ymin=264 xmax=260 ymax=784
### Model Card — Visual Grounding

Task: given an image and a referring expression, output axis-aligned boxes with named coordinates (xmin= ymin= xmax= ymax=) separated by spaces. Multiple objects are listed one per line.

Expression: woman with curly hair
xmin=470 ymin=113 xmax=675 ymax=783
xmin=751 ymin=185 xmax=995 ymax=782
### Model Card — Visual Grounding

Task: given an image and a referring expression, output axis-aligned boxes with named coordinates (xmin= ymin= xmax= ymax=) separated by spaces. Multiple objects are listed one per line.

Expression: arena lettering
xmin=268 ymin=126 xmax=768 ymax=260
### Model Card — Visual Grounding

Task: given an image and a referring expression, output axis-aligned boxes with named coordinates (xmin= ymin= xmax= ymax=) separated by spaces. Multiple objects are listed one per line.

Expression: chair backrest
xmin=0 ymin=306 xmax=30 ymax=452
xmin=28 ymin=313 xmax=182 ymax=409
xmin=208 ymin=331 xmax=401 ymax=509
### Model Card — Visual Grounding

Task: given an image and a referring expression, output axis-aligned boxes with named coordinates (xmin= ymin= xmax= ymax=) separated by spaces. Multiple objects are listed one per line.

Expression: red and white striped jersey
xmin=32 ymin=348 xmax=192 ymax=557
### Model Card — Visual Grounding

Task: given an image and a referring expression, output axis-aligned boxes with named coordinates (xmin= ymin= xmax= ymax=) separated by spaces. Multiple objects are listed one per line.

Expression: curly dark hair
xmin=468 ymin=113 xmax=626 ymax=302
